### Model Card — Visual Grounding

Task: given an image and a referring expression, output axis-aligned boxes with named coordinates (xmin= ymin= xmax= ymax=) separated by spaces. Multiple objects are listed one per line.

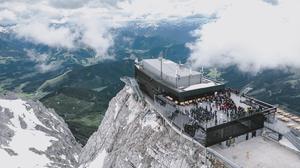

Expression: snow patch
xmin=127 ymin=111 xmax=138 ymax=125
xmin=0 ymin=99 xmax=46 ymax=129
xmin=0 ymin=98 xmax=58 ymax=167
xmin=48 ymin=111 xmax=59 ymax=121
xmin=126 ymin=97 xmax=141 ymax=125
xmin=87 ymin=149 xmax=107 ymax=168
xmin=60 ymin=154 xmax=66 ymax=160
xmin=10 ymin=128 xmax=56 ymax=152
xmin=0 ymin=148 xmax=50 ymax=168
xmin=74 ymin=154 xmax=79 ymax=162
xmin=142 ymin=113 xmax=160 ymax=131
xmin=114 ymin=102 xmax=120 ymax=120
xmin=126 ymin=87 xmax=134 ymax=94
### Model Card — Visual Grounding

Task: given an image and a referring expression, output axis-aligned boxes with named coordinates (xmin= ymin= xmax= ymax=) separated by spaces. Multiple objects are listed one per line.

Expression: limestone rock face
xmin=0 ymin=93 xmax=81 ymax=168
xmin=0 ymin=87 xmax=224 ymax=168
xmin=79 ymin=87 xmax=207 ymax=168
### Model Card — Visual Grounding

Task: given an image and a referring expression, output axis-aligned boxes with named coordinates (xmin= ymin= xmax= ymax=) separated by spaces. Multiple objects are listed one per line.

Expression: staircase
xmin=284 ymin=131 xmax=300 ymax=150
xmin=120 ymin=76 xmax=144 ymax=102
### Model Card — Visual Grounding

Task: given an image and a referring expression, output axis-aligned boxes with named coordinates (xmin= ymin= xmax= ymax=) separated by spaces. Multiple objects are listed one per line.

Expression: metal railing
xmin=284 ymin=132 xmax=300 ymax=151
xmin=146 ymin=96 xmax=242 ymax=168
xmin=120 ymin=76 xmax=144 ymax=102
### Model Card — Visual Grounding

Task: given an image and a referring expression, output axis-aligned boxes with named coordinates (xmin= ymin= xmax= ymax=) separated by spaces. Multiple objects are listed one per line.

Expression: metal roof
xmin=141 ymin=58 xmax=200 ymax=78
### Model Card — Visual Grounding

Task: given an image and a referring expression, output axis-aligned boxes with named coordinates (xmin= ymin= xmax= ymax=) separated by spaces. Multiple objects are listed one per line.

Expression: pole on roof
xmin=200 ymin=66 xmax=204 ymax=83
xmin=175 ymin=69 xmax=178 ymax=88
xmin=189 ymin=68 xmax=191 ymax=86
xmin=159 ymin=52 xmax=163 ymax=79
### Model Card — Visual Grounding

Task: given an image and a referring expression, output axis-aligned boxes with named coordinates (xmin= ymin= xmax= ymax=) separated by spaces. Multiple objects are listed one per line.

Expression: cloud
xmin=0 ymin=9 xmax=17 ymax=25
xmin=0 ymin=0 xmax=120 ymax=58
xmin=26 ymin=49 xmax=62 ymax=73
xmin=0 ymin=0 xmax=226 ymax=60
xmin=3 ymin=0 xmax=298 ymax=73
xmin=16 ymin=22 xmax=75 ymax=48
xmin=49 ymin=0 xmax=90 ymax=9
xmin=188 ymin=0 xmax=300 ymax=73
xmin=117 ymin=0 xmax=226 ymax=21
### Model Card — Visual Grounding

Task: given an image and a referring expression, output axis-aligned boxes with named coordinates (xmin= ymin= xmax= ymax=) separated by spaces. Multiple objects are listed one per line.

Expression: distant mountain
xmin=0 ymin=32 xmax=89 ymax=95
xmin=0 ymin=19 xmax=199 ymax=95
xmin=221 ymin=66 xmax=300 ymax=114
xmin=40 ymin=60 xmax=134 ymax=144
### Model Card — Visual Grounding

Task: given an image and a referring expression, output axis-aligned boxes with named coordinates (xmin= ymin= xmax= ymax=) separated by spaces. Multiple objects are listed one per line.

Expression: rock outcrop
xmin=0 ymin=93 xmax=81 ymax=168
xmin=0 ymin=87 xmax=226 ymax=168
xmin=79 ymin=86 xmax=211 ymax=168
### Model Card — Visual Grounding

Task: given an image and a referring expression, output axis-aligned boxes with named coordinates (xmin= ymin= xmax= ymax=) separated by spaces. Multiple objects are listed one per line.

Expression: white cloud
xmin=188 ymin=0 xmax=300 ymax=73
xmin=0 ymin=0 xmax=119 ymax=57
xmin=0 ymin=9 xmax=17 ymax=25
xmin=0 ymin=0 xmax=225 ymax=60
xmin=16 ymin=22 xmax=75 ymax=48
xmin=49 ymin=0 xmax=90 ymax=9
xmin=117 ymin=0 xmax=226 ymax=21
xmin=26 ymin=50 xmax=62 ymax=73
xmin=71 ymin=7 xmax=116 ymax=60
xmin=2 ymin=0 xmax=299 ymax=73
xmin=37 ymin=62 xmax=62 ymax=73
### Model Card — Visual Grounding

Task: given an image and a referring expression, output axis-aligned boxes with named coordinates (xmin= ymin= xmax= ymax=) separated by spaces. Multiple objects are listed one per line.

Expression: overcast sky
xmin=0 ymin=0 xmax=300 ymax=72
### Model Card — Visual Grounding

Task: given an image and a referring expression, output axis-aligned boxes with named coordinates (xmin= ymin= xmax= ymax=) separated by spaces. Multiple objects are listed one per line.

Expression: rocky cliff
xmin=79 ymin=86 xmax=213 ymax=168
xmin=0 ymin=93 xmax=81 ymax=168
xmin=0 ymin=87 xmax=225 ymax=168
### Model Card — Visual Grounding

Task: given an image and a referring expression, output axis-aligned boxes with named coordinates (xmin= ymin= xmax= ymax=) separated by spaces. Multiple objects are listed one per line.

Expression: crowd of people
xmin=156 ymin=88 xmax=265 ymax=129
xmin=174 ymin=89 xmax=261 ymax=126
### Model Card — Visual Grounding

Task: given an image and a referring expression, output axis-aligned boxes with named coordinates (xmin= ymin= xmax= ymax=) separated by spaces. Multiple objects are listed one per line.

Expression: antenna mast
xmin=159 ymin=52 xmax=163 ymax=79
xmin=175 ymin=69 xmax=178 ymax=88
xmin=189 ymin=67 xmax=191 ymax=86
xmin=200 ymin=66 xmax=204 ymax=83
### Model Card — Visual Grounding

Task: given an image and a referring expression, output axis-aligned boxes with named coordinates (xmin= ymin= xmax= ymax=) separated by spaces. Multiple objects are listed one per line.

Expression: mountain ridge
xmin=0 ymin=92 xmax=81 ymax=168
xmin=78 ymin=86 xmax=225 ymax=168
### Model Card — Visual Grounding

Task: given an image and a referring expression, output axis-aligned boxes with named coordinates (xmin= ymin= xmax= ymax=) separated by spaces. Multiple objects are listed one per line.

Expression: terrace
xmin=135 ymin=58 xmax=276 ymax=146
xmin=155 ymin=89 xmax=269 ymax=128
xmin=153 ymin=89 xmax=276 ymax=146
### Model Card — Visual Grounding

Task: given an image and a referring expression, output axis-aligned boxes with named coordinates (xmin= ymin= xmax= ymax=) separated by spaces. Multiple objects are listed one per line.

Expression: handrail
xmin=121 ymin=76 xmax=144 ymax=102
xmin=146 ymin=96 xmax=242 ymax=168
xmin=207 ymin=148 xmax=242 ymax=168
xmin=243 ymin=94 xmax=274 ymax=108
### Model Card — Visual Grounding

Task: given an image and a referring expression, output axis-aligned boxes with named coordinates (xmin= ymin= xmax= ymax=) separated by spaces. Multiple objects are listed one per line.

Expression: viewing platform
xmin=153 ymin=89 xmax=275 ymax=146
xmin=134 ymin=58 xmax=276 ymax=147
